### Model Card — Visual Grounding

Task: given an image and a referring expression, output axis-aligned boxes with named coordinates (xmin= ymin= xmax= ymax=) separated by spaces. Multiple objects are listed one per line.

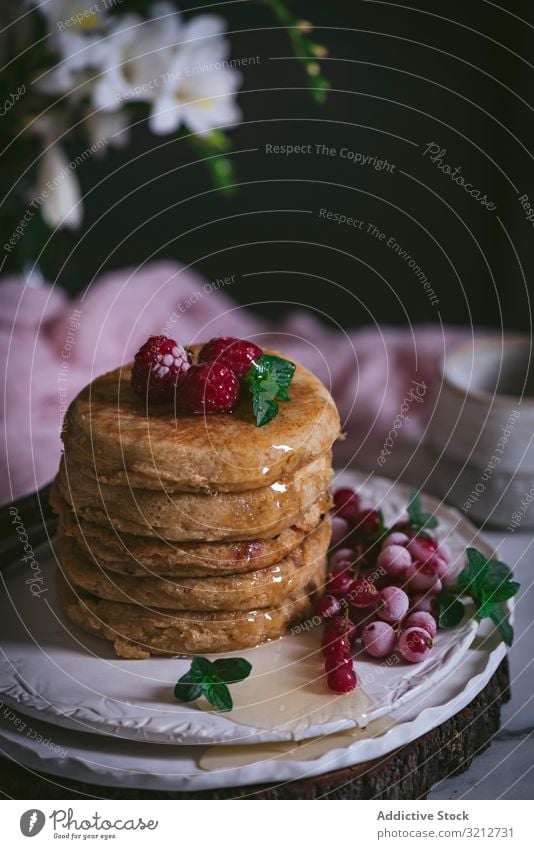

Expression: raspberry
xmin=178 ymin=362 xmax=240 ymax=415
xmin=131 ymin=336 xmax=191 ymax=403
xmin=199 ymin=336 xmax=262 ymax=379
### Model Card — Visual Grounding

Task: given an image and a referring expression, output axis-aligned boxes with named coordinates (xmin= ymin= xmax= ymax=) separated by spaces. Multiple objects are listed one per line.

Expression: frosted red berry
xmin=333 ymin=487 xmax=361 ymax=520
xmin=353 ymin=508 xmax=382 ymax=540
xmin=331 ymin=516 xmax=351 ymax=547
xmin=361 ymin=621 xmax=397 ymax=658
xmin=178 ymin=361 xmax=239 ymax=414
xmin=327 ymin=567 xmax=354 ymax=597
xmin=377 ymin=543 xmax=412 ymax=578
xmin=348 ymin=577 xmax=378 ymax=608
xmin=198 ymin=336 xmax=262 ymax=379
xmin=429 ymin=553 xmax=451 ymax=579
xmin=404 ymin=611 xmax=437 ymax=638
xmin=407 ymin=534 xmax=438 ymax=563
xmin=315 ymin=594 xmax=341 ymax=621
xmin=405 ymin=561 xmax=442 ymax=594
xmin=410 ymin=593 xmax=439 ymax=616
xmin=131 ymin=336 xmax=191 ymax=402
xmin=376 ymin=586 xmax=410 ymax=623
xmin=398 ymin=626 xmax=433 ymax=663
xmin=382 ymin=531 xmax=411 ymax=548
xmin=330 ymin=548 xmax=355 ymax=569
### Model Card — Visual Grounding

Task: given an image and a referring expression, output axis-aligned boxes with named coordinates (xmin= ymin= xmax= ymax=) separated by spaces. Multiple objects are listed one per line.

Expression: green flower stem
xmin=259 ymin=0 xmax=329 ymax=102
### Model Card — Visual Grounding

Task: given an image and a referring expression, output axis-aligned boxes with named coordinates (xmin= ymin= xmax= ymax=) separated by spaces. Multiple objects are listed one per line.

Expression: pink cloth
xmin=1 ymin=262 xmax=466 ymax=502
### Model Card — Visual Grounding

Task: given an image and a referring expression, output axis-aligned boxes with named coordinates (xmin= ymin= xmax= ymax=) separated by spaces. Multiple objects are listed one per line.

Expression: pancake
xmin=56 ymin=520 xmax=330 ymax=611
xmin=51 ymin=486 xmax=330 ymax=577
xmin=57 ymin=451 xmax=332 ymax=542
xmin=61 ymin=347 xmax=340 ymax=493
xmin=56 ymin=555 xmax=326 ymax=657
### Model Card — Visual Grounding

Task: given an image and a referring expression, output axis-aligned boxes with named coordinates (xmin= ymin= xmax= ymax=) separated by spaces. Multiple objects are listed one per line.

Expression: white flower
xmin=37 ymin=29 xmax=100 ymax=100
xmin=85 ymin=109 xmax=129 ymax=151
xmin=148 ymin=15 xmax=242 ymax=135
xmin=91 ymin=10 xmax=182 ymax=111
xmin=38 ymin=142 xmax=83 ymax=229
xmin=32 ymin=0 xmax=108 ymax=33
xmin=32 ymin=0 xmax=242 ymax=154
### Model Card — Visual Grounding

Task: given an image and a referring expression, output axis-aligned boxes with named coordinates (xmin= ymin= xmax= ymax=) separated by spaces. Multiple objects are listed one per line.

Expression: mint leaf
xmin=174 ymin=672 xmax=202 ymax=702
xmin=457 ymin=548 xmax=489 ymax=595
xmin=251 ymin=355 xmax=296 ymax=392
xmin=212 ymin=658 xmax=252 ymax=684
xmin=483 ymin=582 xmax=520 ymax=603
xmin=246 ymin=354 xmax=296 ymax=427
xmin=252 ymin=392 xmax=279 ymax=427
xmin=453 ymin=548 xmax=519 ymax=646
xmin=485 ymin=560 xmax=514 ymax=588
xmin=174 ymin=656 xmax=252 ymax=710
xmin=406 ymin=489 xmax=438 ymax=533
xmin=406 ymin=490 xmax=421 ymax=521
xmin=437 ymin=586 xmax=464 ymax=628
xmin=476 ymin=598 xmax=497 ymax=621
xmin=203 ymin=681 xmax=233 ymax=711
xmin=189 ymin=656 xmax=213 ymax=681
xmin=488 ymin=604 xmax=514 ymax=647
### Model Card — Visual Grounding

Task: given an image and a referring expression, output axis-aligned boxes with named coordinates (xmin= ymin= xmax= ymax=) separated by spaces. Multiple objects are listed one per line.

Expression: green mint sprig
xmin=457 ymin=548 xmax=519 ymax=646
xmin=406 ymin=489 xmax=439 ymax=536
xmin=437 ymin=547 xmax=519 ymax=645
xmin=245 ymin=354 xmax=296 ymax=427
xmin=436 ymin=585 xmax=465 ymax=629
xmin=174 ymin=656 xmax=252 ymax=711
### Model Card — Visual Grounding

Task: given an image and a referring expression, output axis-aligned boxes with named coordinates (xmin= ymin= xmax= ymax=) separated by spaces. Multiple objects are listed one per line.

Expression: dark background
xmin=28 ymin=0 xmax=534 ymax=330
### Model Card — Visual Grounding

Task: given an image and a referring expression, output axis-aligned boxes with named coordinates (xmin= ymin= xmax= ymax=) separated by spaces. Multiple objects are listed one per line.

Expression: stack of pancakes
xmin=51 ymin=348 xmax=340 ymax=658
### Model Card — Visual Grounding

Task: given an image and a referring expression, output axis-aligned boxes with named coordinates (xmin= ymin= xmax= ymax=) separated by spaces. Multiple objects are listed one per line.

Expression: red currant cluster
xmin=315 ymin=486 xmax=454 ymax=694
xmin=131 ymin=335 xmax=261 ymax=412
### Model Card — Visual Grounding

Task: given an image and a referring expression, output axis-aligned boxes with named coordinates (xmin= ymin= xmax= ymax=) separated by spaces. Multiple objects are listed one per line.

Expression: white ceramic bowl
xmin=427 ymin=335 xmax=534 ymax=528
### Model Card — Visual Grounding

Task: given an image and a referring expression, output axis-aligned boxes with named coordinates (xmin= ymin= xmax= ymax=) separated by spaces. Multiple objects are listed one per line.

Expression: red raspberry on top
xmin=178 ymin=361 xmax=240 ymax=414
xmin=198 ymin=336 xmax=262 ymax=379
xmin=131 ymin=336 xmax=191 ymax=402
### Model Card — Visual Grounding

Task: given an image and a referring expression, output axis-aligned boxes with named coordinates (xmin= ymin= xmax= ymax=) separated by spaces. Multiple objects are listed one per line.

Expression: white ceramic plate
xmin=0 ymin=472 xmax=494 ymax=747
xmin=0 ymin=618 xmax=506 ymax=793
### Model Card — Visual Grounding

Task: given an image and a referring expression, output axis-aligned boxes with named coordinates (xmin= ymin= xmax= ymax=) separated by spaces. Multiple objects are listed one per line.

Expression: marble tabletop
xmin=428 ymin=527 xmax=534 ymax=800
